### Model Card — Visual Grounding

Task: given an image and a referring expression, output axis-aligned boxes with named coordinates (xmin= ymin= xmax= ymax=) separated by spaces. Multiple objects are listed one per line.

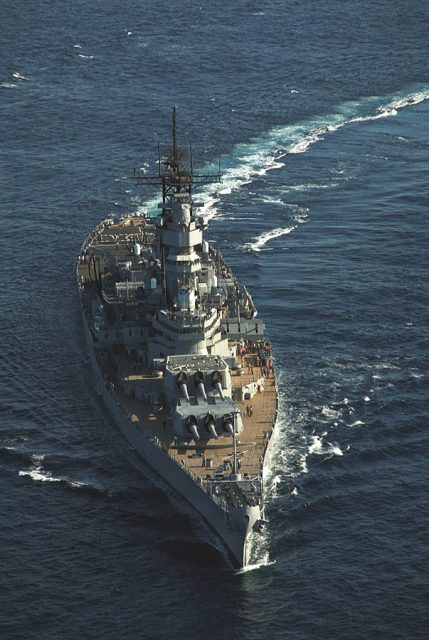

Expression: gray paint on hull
xmin=79 ymin=308 xmax=258 ymax=567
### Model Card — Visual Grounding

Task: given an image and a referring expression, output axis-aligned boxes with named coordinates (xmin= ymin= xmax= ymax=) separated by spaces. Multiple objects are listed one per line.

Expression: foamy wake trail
xmin=348 ymin=420 xmax=365 ymax=427
xmin=236 ymin=530 xmax=275 ymax=574
xmin=307 ymin=435 xmax=346 ymax=458
xmin=246 ymin=206 xmax=309 ymax=251
xmin=128 ymin=84 xmax=429 ymax=221
xmin=236 ymin=559 xmax=276 ymax=575
xmin=18 ymin=455 xmax=87 ymax=488
xmin=249 ymin=226 xmax=295 ymax=252
xmin=263 ymin=383 xmax=310 ymax=489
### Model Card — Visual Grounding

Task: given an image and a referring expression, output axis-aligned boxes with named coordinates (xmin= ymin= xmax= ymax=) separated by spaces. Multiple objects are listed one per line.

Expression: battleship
xmin=77 ymin=109 xmax=278 ymax=568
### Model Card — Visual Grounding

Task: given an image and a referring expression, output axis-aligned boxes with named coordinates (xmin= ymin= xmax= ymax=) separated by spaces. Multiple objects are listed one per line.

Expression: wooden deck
xmin=170 ymin=356 xmax=277 ymax=480
xmin=108 ymin=348 xmax=277 ymax=483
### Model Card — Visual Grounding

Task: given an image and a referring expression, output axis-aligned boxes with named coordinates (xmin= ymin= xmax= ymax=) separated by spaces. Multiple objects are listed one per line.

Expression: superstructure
xmin=77 ymin=110 xmax=277 ymax=567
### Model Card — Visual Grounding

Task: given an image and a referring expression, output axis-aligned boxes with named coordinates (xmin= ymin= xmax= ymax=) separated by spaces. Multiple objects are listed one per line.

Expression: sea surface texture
xmin=1 ymin=1 xmax=428 ymax=638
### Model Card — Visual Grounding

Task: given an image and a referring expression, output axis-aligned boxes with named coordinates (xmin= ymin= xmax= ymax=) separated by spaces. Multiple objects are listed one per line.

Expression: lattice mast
xmin=132 ymin=107 xmax=221 ymax=204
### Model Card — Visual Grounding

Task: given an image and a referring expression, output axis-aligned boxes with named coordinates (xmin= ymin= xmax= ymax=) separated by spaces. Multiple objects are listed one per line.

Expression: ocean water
xmin=1 ymin=1 xmax=428 ymax=638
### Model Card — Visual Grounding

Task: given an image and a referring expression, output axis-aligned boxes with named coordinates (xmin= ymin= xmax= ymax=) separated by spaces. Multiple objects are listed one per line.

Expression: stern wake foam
xmin=129 ymin=84 xmax=429 ymax=224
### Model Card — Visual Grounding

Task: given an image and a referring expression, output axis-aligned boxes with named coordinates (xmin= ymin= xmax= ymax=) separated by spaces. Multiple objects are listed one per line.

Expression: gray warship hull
xmin=77 ymin=112 xmax=278 ymax=568
xmin=79 ymin=291 xmax=264 ymax=566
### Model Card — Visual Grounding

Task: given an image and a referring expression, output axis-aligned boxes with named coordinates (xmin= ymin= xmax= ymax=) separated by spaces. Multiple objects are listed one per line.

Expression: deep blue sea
xmin=1 ymin=1 xmax=428 ymax=638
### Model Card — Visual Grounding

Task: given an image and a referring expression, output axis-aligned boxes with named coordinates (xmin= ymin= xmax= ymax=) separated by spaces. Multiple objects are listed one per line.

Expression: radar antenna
xmin=132 ymin=108 xmax=222 ymax=206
